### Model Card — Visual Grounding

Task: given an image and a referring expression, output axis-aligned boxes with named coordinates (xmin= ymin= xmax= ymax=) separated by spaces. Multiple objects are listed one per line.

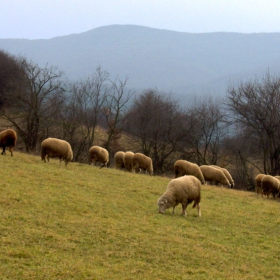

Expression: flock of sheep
xmin=255 ymin=174 xmax=280 ymax=198
xmin=1 ymin=129 xmax=277 ymax=218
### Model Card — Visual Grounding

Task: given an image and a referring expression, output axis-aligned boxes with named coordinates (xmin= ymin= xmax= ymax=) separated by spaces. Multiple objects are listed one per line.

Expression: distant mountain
xmin=1 ymin=25 xmax=280 ymax=102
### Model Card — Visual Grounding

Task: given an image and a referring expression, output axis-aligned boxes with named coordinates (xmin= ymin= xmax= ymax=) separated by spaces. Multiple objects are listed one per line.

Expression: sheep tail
xmin=192 ymin=195 xmax=201 ymax=208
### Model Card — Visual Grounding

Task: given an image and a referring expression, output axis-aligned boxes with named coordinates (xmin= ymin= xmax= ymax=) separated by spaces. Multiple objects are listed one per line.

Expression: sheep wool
xmin=114 ymin=151 xmax=125 ymax=169
xmin=174 ymin=160 xmax=205 ymax=184
xmin=200 ymin=165 xmax=231 ymax=188
xmin=255 ymin=173 xmax=265 ymax=195
xmin=89 ymin=145 xmax=109 ymax=168
xmin=132 ymin=152 xmax=153 ymax=175
xmin=0 ymin=129 xmax=17 ymax=156
xmin=123 ymin=151 xmax=135 ymax=172
xmin=41 ymin=138 xmax=73 ymax=166
xmin=261 ymin=175 xmax=280 ymax=198
xmin=210 ymin=165 xmax=235 ymax=188
xmin=158 ymin=175 xmax=201 ymax=217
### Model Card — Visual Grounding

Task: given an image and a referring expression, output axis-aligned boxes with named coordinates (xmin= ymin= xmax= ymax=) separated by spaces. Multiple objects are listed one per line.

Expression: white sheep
xmin=157 ymin=175 xmax=201 ymax=217
xmin=200 ymin=165 xmax=231 ymax=188
xmin=89 ymin=145 xmax=109 ymax=168
xmin=41 ymin=137 xmax=73 ymax=166
xmin=255 ymin=173 xmax=265 ymax=195
xmin=114 ymin=151 xmax=125 ymax=169
xmin=261 ymin=174 xmax=280 ymax=198
xmin=174 ymin=159 xmax=205 ymax=184
xmin=0 ymin=129 xmax=17 ymax=156
xmin=123 ymin=151 xmax=135 ymax=172
xmin=132 ymin=152 xmax=153 ymax=175
xmin=210 ymin=165 xmax=235 ymax=188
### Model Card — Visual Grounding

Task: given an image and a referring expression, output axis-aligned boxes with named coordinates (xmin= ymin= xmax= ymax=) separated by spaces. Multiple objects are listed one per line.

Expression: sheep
xmin=41 ymin=137 xmax=73 ymax=166
xmin=123 ymin=151 xmax=135 ymax=172
xmin=174 ymin=159 xmax=205 ymax=184
xmin=157 ymin=175 xmax=201 ymax=217
xmin=200 ymin=165 xmax=231 ymax=188
xmin=261 ymin=175 xmax=280 ymax=198
xmin=89 ymin=145 xmax=109 ymax=168
xmin=255 ymin=173 xmax=265 ymax=195
xmin=0 ymin=129 xmax=17 ymax=156
xmin=114 ymin=151 xmax=125 ymax=169
xmin=132 ymin=152 xmax=153 ymax=175
xmin=210 ymin=165 xmax=235 ymax=188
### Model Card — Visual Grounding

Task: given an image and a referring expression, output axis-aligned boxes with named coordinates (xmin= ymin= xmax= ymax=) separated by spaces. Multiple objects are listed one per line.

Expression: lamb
xmin=157 ymin=175 xmax=201 ymax=217
xmin=210 ymin=165 xmax=235 ymax=188
xmin=132 ymin=152 xmax=153 ymax=175
xmin=123 ymin=151 xmax=135 ymax=172
xmin=41 ymin=137 xmax=73 ymax=166
xmin=255 ymin=173 xmax=265 ymax=195
xmin=0 ymin=129 xmax=17 ymax=156
xmin=114 ymin=151 xmax=125 ymax=169
xmin=89 ymin=145 xmax=109 ymax=168
xmin=174 ymin=159 xmax=205 ymax=184
xmin=261 ymin=175 xmax=280 ymax=198
xmin=200 ymin=165 xmax=231 ymax=188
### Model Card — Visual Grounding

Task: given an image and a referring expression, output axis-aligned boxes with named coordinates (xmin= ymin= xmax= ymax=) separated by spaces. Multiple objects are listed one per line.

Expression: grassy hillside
xmin=0 ymin=152 xmax=279 ymax=279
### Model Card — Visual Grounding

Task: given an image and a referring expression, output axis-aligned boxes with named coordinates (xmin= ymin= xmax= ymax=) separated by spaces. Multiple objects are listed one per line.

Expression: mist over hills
xmin=1 ymin=25 xmax=280 ymax=102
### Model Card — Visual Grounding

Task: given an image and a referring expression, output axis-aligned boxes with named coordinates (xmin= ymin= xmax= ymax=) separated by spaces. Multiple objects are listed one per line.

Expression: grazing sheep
xmin=157 ymin=175 xmax=201 ymax=217
xmin=174 ymin=160 xmax=205 ymax=184
xmin=89 ymin=145 xmax=109 ymax=168
xmin=123 ymin=151 xmax=135 ymax=172
xmin=41 ymin=138 xmax=73 ymax=166
xmin=114 ymin=151 xmax=125 ymax=169
xmin=261 ymin=175 xmax=280 ymax=198
xmin=210 ymin=165 xmax=235 ymax=188
xmin=255 ymin=173 xmax=265 ymax=195
xmin=200 ymin=165 xmax=231 ymax=188
xmin=0 ymin=129 xmax=17 ymax=156
xmin=132 ymin=152 xmax=153 ymax=175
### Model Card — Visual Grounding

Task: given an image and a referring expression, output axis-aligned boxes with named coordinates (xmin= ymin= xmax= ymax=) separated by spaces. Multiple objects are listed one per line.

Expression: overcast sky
xmin=1 ymin=0 xmax=280 ymax=39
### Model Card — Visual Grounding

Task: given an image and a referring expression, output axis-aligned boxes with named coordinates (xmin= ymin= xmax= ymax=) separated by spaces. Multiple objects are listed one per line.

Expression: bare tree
xmin=0 ymin=50 xmax=24 ymax=108
xmin=225 ymin=73 xmax=280 ymax=175
xmin=61 ymin=68 xmax=109 ymax=161
xmin=102 ymin=77 xmax=134 ymax=156
xmin=124 ymin=89 xmax=186 ymax=174
xmin=184 ymin=97 xmax=227 ymax=165
xmin=0 ymin=58 xmax=65 ymax=152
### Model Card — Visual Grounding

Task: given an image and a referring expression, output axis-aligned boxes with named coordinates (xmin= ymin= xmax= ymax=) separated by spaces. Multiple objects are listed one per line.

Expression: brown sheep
xmin=89 ymin=145 xmax=109 ymax=168
xmin=41 ymin=138 xmax=73 ymax=166
xmin=174 ymin=160 xmax=205 ymax=184
xmin=210 ymin=165 xmax=235 ymax=188
xmin=0 ymin=129 xmax=17 ymax=156
xmin=123 ymin=151 xmax=135 ymax=172
xmin=200 ymin=165 xmax=231 ymax=188
xmin=114 ymin=151 xmax=125 ymax=169
xmin=261 ymin=175 xmax=280 ymax=198
xmin=157 ymin=175 xmax=201 ymax=217
xmin=255 ymin=173 xmax=265 ymax=195
xmin=132 ymin=152 xmax=153 ymax=175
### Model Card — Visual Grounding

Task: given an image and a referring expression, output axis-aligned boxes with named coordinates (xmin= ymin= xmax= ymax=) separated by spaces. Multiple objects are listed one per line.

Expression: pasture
xmin=0 ymin=152 xmax=279 ymax=279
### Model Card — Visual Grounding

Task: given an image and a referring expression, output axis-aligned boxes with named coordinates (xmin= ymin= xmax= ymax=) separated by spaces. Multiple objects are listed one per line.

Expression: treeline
xmin=1 ymin=49 xmax=280 ymax=190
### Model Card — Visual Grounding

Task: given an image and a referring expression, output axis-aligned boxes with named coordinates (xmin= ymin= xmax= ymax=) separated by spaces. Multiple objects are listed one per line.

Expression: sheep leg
xmin=197 ymin=203 xmax=201 ymax=217
xmin=9 ymin=146 xmax=13 ymax=156
xmin=2 ymin=146 xmax=6 ymax=155
xmin=172 ymin=206 xmax=175 ymax=214
xmin=181 ymin=202 xmax=187 ymax=216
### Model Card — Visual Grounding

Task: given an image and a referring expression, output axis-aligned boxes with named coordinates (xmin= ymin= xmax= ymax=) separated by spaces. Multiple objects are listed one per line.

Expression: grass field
xmin=0 ymin=152 xmax=279 ymax=279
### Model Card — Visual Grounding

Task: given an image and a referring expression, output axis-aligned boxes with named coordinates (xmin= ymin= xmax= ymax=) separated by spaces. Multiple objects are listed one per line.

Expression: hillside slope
xmin=0 ymin=151 xmax=279 ymax=279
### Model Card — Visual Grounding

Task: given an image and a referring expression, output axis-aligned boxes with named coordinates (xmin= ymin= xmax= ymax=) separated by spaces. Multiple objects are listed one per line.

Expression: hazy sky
xmin=1 ymin=0 xmax=280 ymax=39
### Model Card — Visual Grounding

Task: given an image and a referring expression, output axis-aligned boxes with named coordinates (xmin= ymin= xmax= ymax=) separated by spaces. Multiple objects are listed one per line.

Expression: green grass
xmin=0 ymin=152 xmax=279 ymax=279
